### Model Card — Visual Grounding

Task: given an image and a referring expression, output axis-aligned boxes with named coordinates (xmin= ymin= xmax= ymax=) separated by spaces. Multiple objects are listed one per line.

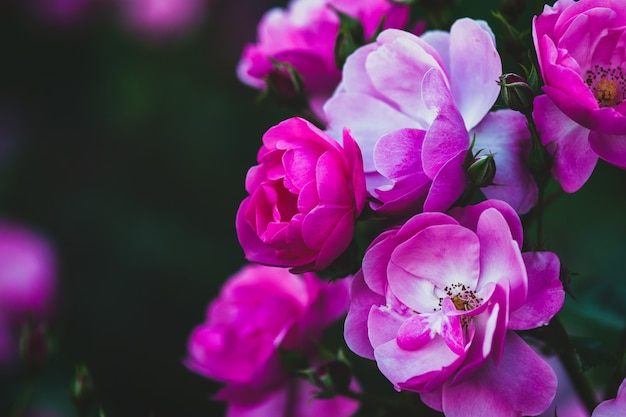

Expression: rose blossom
xmin=532 ymin=0 xmax=626 ymax=192
xmin=324 ymin=20 xmax=537 ymax=215
xmin=186 ymin=264 xmax=358 ymax=417
xmin=237 ymin=0 xmax=410 ymax=121
xmin=344 ymin=200 xmax=564 ymax=417
xmin=186 ymin=264 xmax=350 ymax=382
xmin=0 ymin=221 xmax=56 ymax=321
xmin=236 ymin=117 xmax=365 ymax=272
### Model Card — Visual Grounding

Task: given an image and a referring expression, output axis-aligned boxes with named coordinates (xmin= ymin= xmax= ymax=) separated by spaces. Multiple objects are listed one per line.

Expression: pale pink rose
xmin=236 ymin=117 xmax=365 ymax=272
xmin=325 ymin=20 xmax=537 ymax=215
xmin=237 ymin=0 xmax=410 ymax=121
xmin=532 ymin=0 xmax=626 ymax=192
xmin=119 ymin=0 xmax=206 ymax=37
xmin=344 ymin=200 xmax=564 ymax=417
xmin=186 ymin=264 xmax=350 ymax=384
xmin=593 ymin=378 xmax=626 ymax=417
xmin=0 ymin=221 xmax=56 ymax=321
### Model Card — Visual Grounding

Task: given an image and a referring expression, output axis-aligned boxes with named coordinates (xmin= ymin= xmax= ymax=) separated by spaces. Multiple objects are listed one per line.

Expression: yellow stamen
xmin=596 ymin=78 xmax=618 ymax=107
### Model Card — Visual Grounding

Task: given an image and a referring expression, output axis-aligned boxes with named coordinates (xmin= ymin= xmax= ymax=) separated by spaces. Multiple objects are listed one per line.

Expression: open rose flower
xmin=237 ymin=0 xmax=410 ymax=121
xmin=344 ymin=200 xmax=563 ymax=417
xmin=236 ymin=117 xmax=365 ymax=272
xmin=533 ymin=0 xmax=626 ymax=192
xmin=186 ymin=264 xmax=358 ymax=417
xmin=324 ymin=20 xmax=537 ymax=215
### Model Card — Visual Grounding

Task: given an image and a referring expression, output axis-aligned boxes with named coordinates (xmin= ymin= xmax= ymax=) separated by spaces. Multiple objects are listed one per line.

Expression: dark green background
xmin=1 ymin=0 xmax=625 ymax=416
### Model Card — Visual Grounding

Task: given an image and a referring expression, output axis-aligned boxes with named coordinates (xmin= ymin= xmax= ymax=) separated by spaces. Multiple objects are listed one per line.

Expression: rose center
xmin=437 ymin=282 xmax=482 ymax=312
xmin=585 ymin=64 xmax=625 ymax=107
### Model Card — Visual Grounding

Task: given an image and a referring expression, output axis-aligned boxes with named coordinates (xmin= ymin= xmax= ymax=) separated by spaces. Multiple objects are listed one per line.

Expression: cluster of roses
xmin=186 ymin=0 xmax=626 ymax=416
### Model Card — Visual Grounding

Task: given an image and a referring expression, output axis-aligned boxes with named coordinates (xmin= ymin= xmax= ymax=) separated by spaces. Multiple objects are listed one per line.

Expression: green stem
xmin=547 ymin=317 xmax=598 ymax=414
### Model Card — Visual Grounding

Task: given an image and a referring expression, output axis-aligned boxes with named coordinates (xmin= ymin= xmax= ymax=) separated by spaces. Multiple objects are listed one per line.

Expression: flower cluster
xmin=187 ymin=0 xmax=626 ymax=416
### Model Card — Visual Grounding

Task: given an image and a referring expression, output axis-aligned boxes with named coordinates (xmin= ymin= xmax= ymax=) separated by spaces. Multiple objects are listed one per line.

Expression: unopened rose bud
xmin=498 ymin=73 xmax=535 ymax=115
xmin=266 ymin=62 xmax=304 ymax=102
xmin=467 ymin=153 xmax=497 ymax=188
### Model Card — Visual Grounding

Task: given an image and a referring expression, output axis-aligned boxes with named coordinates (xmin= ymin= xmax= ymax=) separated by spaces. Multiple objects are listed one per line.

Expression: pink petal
xmin=533 ymin=94 xmax=597 ymax=193
xmin=472 ymin=110 xmax=538 ymax=215
xmin=423 ymin=150 xmax=468 ymax=212
xmin=441 ymin=332 xmax=557 ymax=417
xmin=421 ymin=69 xmax=470 ymax=179
xmin=344 ymin=271 xmax=385 ymax=359
xmin=388 ymin=224 xmax=480 ymax=310
xmin=449 ymin=200 xmax=524 ymax=250
xmin=589 ymin=130 xmax=626 ymax=169
xmin=509 ymin=252 xmax=564 ymax=330
xmin=448 ymin=18 xmax=502 ymax=130
xmin=374 ymin=336 xmax=462 ymax=391
xmin=475 ymin=208 xmax=528 ymax=311
xmin=366 ymin=34 xmax=440 ymax=126
xmin=324 ymin=92 xmax=420 ymax=173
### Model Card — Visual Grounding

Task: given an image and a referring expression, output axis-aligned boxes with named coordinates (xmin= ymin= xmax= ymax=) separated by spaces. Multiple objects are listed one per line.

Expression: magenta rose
xmin=0 ymin=221 xmax=56 ymax=321
xmin=325 ymin=20 xmax=537 ymax=215
xmin=344 ymin=200 xmax=564 ymax=417
xmin=237 ymin=0 xmax=410 ymax=121
xmin=186 ymin=264 xmax=358 ymax=417
xmin=117 ymin=0 xmax=205 ymax=38
xmin=533 ymin=0 xmax=626 ymax=192
xmin=236 ymin=117 xmax=365 ymax=272
xmin=186 ymin=264 xmax=350 ymax=384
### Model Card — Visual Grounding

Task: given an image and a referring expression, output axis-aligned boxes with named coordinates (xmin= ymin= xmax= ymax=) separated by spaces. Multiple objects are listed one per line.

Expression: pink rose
xmin=236 ymin=117 xmax=365 ymax=272
xmin=344 ymin=200 xmax=564 ymax=417
xmin=186 ymin=264 xmax=350 ymax=384
xmin=325 ymin=20 xmax=537 ymax=215
xmin=186 ymin=264 xmax=358 ymax=417
xmin=532 ymin=0 xmax=626 ymax=192
xmin=237 ymin=0 xmax=410 ymax=121
xmin=0 ymin=221 xmax=56 ymax=321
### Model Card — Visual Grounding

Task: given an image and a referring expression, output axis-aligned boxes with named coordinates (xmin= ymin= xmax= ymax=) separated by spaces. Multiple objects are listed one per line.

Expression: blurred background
xmin=0 ymin=0 xmax=625 ymax=416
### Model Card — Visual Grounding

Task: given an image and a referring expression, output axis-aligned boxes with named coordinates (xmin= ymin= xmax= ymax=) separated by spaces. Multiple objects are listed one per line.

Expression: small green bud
xmin=265 ymin=60 xmax=305 ymax=105
xmin=498 ymin=73 xmax=535 ymax=115
xmin=467 ymin=153 xmax=497 ymax=189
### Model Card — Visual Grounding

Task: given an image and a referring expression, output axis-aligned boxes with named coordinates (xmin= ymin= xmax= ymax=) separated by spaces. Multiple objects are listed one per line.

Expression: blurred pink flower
xmin=237 ymin=0 xmax=410 ymax=121
xmin=186 ymin=264 xmax=358 ymax=417
xmin=533 ymin=0 xmax=626 ymax=192
xmin=0 ymin=221 xmax=56 ymax=321
xmin=119 ymin=0 xmax=206 ymax=37
xmin=344 ymin=200 xmax=563 ymax=417
xmin=236 ymin=117 xmax=365 ymax=272
xmin=186 ymin=264 xmax=350 ymax=384
xmin=325 ymin=20 xmax=537 ymax=216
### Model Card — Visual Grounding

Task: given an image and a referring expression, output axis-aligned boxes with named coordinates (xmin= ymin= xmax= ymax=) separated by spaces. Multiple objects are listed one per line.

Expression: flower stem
xmin=548 ymin=316 xmax=599 ymax=414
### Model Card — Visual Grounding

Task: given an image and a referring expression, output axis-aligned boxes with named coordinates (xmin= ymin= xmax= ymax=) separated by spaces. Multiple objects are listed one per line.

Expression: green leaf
xmin=570 ymin=336 xmax=617 ymax=372
xmin=332 ymin=7 xmax=366 ymax=69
